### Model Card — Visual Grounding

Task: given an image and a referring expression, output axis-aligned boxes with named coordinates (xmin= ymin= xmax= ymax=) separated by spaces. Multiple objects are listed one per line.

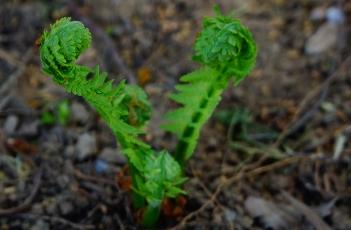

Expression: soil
xmin=0 ymin=0 xmax=350 ymax=229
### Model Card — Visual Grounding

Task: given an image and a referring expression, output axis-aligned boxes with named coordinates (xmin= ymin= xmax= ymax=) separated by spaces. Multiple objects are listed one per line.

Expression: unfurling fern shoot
xmin=163 ymin=7 xmax=257 ymax=165
xmin=40 ymin=17 xmax=186 ymax=227
xmin=39 ymin=7 xmax=257 ymax=227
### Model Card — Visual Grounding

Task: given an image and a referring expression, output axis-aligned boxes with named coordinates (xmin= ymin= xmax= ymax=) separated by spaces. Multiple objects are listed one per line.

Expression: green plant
xmin=162 ymin=7 xmax=257 ymax=165
xmin=39 ymin=7 xmax=257 ymax=227
xmin=40 ymin=100 xmax=70 ymax=126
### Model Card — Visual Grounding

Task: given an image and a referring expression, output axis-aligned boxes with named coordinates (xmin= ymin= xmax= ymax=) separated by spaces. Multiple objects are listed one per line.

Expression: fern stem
xmin=173 ymin=71 xmax=229 ymax=165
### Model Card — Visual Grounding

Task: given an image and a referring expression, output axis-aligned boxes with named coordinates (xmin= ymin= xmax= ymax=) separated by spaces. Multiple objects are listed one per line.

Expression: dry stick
xmin=0 ymin=48 xmax=22 ymax=67
xmin=16 ymin=213 xmax=95 ymax=230
xmin=173 ymin=156 xmax=306 ymax=228
xmin=74 ymin=168 xmax=115 ymax=186
xmin=115 ymin=214 xmax=126 ymax=230
xmin=281 ymin=191 xmax=332 ymax=230
xmin=189 ymin=163 xmax=223 ymax=208
xmin=0 ymin=49 xmax=33 ymax=96
xmin=74 ymin=168 xmax=120 ymax=189
xmin=0 ymin=95 xmax=11 ymax=113
xmin=275 ymin=55 xmax=351 ymax=146
xmin=74 ymin=168 xmax=125 ymax=206
xmin=68 ymin=3 xmax=137 ymax=84
xmin=0 ymin=166 xmax=43 ymax=216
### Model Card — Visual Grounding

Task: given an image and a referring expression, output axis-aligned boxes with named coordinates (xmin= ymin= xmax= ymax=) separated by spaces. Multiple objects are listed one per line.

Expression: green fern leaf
xmin=39 ymin=17 xmax=186 ymax=227
xmin=162 ymin=8 xmax=257 ymax=165
xmin=162 ymin=67 xmax=227 ymax=163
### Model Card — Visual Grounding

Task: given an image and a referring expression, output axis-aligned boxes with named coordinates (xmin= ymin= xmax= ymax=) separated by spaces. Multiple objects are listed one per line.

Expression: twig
xmin=275 ymin=55 xmax=351 ymax=145
xmin=173 ymin=156 xmax=310 ymax=228
xmin=74 ymin=168 xmax=124 ymax=206
xmin=115 ymin=213 xmax=126 ymax=230
xmin=229 ymin=141 xmax=284 ymax=159
xmin=15 ymin=213 xmax=95 ymax=230
xmin=281 ymin=191 xmax=332 ymax=230
xmin=189 ymin=162 xmax=223 ymax=208
xmin=0 ymin=94 xmax=12 ymax=113
xmin=0 ymin=48 xmax=22 ymax=67
xmin=74 ymin=168 xmax=119 ymax=189
xmin=0 ymin=48 xmax=33 ymax=96
xmin=0 ymin=166 xmax=43 ymax=216
xmin=68 ymin=2 xmax=137 ymax=84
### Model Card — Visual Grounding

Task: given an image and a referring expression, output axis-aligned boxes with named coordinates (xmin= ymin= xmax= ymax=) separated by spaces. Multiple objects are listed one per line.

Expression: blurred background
xmin=0 ymin=0 xmax=350 ymax=229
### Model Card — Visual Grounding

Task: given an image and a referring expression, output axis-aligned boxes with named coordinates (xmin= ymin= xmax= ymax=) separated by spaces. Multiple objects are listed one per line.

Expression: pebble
xmin=42 ymin=125 xmax=66 ymax=147
xmin=95 ymin=159 xmax=109 ymax=173
xmin=57 ymin=175 xmax=70 ymax=189
xmin=18 ymin=120 xmax=39 ymax=137
xmin=310 ymin=7 xmax=325 ymax=21
xmin=76 ymin=133 xmax=97 ymax=160
xmin=59 ymin=200 xmax=74 ymax=215
xmin=326 ymin=7 xmax=345 ymax=25
xmin=224 ymin=208 xmax=237 ymax=223
xmin=98 ymin=147 xmax=127 ymax=165
xmin=305 ymin=22 xmax=338 ymax=55
xmin=70 ymin=102 xmax=90 ymax=124
xmin=64 ymin=145 xmax=75 ymax=158
xmin=3 ymin=115 xmax=18 ymax=135
xmin=30 ymin=220 xmax=49 ymax=230
xmin=31 ymin=203 xmax=44 ymax=214
xmin=45 ymin=200 xmax=58 ymax=215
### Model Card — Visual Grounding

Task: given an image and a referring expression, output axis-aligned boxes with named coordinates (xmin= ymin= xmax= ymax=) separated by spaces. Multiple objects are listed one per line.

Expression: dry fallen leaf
xmin=137 ymin=66 xmax=152 ymax=86
xmin=5 ymin=138 xmax=37 ymax=155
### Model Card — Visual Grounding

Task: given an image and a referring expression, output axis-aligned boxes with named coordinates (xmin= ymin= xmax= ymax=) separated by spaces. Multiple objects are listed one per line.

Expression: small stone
xmin=310 ymin=7 xmax=325 ymax=21
xmin=322 ymin=112 xmax=337 ymax=125
xmin=31 ymin=203 xmax=44 ymax=214
xmin=64 ymin=145 xmax=75 ymax=158
xmin=305 ymin=23 xmax=338 ymax=55
xmin=76 ymin=133 xmax=97 ymax=161
xmin=224 ymin=208 xmax=237 ymax=223
xmin=326 ymin=7 xmax=345 ymax=25
xmin=70 ymin=102 xmax=90 ymax=124
xmin=95 ymin=159 xmax=109 ymax=173
xmin=18 ymin=120 xmax=39 ymax=137
xmin=30 ymin=220 xmax=49 ymax=230
xmin=45 ymin=200 xmax=57 ymax=215
xmin=287 ymin=49 xmax=300 ymax=60
xmin=99 ymin=147 xmax=126 ymax=165
xmin=59 ymin=201 xmax=74 ymax=215
xmin=3 ymin=115 xmax=18 ymax=135
xmin=321 ymin=102 xmax=336 ymax=112
xmin=57 ymin=175 xmax=70 ymax=189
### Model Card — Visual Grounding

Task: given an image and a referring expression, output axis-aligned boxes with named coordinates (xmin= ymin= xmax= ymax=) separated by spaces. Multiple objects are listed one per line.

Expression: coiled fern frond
xmin=162 ymin=8 xmax=257 ymax=165
xmin=40 ymin=17 xmax=186 ymax=227
xmin=194 ymin=6 xmax=257 ymax=84
xmin=40 ymin=17 xmax=146 ymax=143
xmin=40 ymin=18 xmax=91 ymax=83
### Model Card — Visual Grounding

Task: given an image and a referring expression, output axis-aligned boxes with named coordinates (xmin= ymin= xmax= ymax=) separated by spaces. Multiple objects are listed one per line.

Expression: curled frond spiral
xmin=40 ymin=17 xmax=91 ymax=83
xmin=193 ymin=9 xmax=257 ymax=84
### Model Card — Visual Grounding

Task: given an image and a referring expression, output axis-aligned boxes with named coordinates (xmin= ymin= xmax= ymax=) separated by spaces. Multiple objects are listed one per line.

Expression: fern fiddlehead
xmin=40 ymin=17 xmax=186 ymax=227
xmin=162 ymin=7 xmax=257 ymax=165
xmin=40 ymin=18 xmax=143 ymax=141
xmin=39 ymin=8 xmax=257 ymax=226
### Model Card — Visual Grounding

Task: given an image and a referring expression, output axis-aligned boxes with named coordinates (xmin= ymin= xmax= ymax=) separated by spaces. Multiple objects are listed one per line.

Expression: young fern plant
xmin=163 ymin=7 xmax=257 ymax=165
xmin=39 ymin=7 xmax=257 ymax=227
xmin=39 ymin=17 xmax=186 ymax=227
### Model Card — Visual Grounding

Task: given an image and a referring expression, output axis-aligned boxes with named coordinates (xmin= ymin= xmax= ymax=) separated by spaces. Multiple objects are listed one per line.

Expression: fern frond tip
xmin=40 ymin=17 xmax=92 ymax=79
xmin=193 ymin=10 xmax=257 ymax=83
